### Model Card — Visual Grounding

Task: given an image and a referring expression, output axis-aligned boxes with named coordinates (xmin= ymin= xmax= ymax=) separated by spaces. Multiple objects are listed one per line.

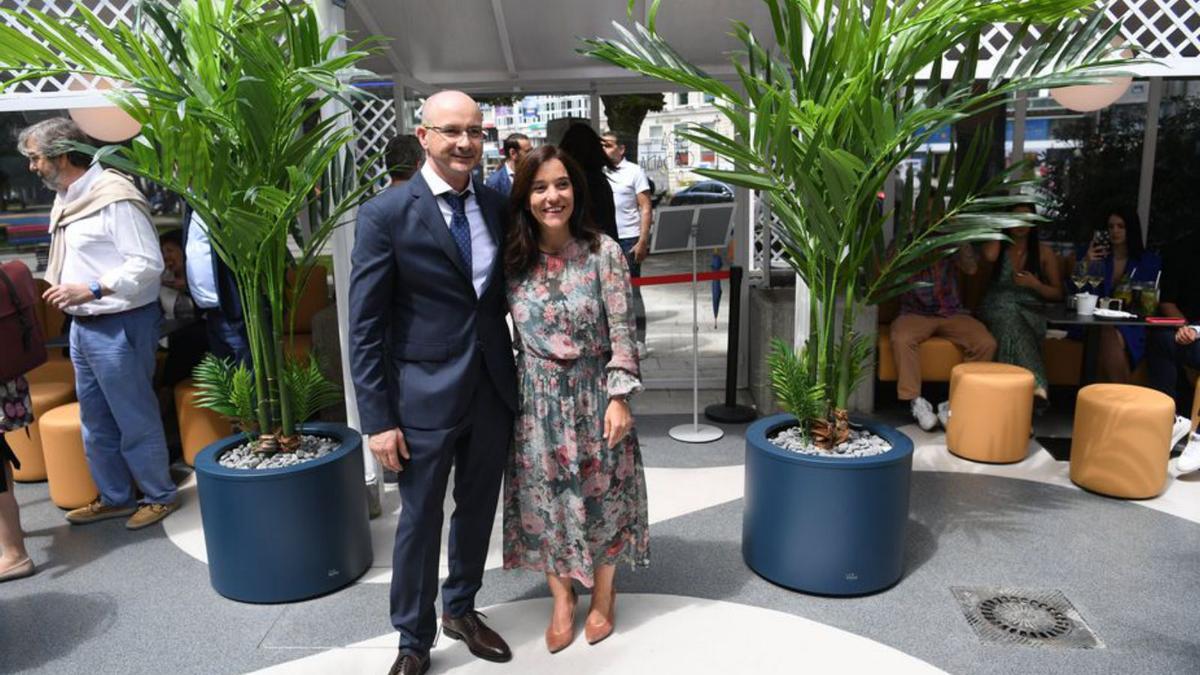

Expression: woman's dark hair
xmin=993 ymin=203 xmax=1042 ymax=284
xmin=558 ymin=123 xmax=608 ymax=172
xmin=159 ymin=228 xmax=184 ymax=250
xmin=504 ymin=145 xmax=600 ymax=279
xmin=558 ymin=123 xmax=619 ymax=239
xmin=1104 ymin=205 xmax=1144 ymax=261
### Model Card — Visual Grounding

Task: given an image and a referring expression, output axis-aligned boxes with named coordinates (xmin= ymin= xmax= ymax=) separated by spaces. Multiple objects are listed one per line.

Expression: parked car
xmin=669 ymin=180 xmax=735 ymax=205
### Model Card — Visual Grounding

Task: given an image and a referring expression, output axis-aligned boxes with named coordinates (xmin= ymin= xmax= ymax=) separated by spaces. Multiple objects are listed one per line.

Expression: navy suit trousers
xmin=391 ymin=366 xmax=513 ymax=654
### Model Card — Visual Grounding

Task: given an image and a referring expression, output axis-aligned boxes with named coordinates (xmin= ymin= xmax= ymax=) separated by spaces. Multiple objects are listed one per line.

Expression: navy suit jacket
xmin=348 ymin=174 xmax=518 ymax=434
xmin=484 ymin=164 xmax=512 ymax=198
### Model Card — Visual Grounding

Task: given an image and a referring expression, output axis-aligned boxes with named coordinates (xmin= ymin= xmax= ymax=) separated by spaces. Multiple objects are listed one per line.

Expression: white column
xmin=1137 ymin=77 xmax=1162 ymax=244
xmin=316 ymin=0 xmax=378 ymax=490
xmin=793 ymin=278 xmax=810 ymax=351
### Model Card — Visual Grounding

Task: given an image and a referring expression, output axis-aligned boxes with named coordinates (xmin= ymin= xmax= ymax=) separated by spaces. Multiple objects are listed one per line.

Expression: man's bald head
xmin=417 ymin=90 xmax=484 ymax=192
xmin=421 ymin=90 xmax=481 ymax=126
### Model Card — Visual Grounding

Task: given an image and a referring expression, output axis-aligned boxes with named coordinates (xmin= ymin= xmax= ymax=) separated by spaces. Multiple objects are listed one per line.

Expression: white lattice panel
xmin=965 ymin=1 xmax=1199 ymax=77
xmin=351 ymin=88 xmax=396 ymax=188
xmin=0 ymin=0 xmax=137 ymax=107
xmin=751 ymin=195 xmax=790 ymax=273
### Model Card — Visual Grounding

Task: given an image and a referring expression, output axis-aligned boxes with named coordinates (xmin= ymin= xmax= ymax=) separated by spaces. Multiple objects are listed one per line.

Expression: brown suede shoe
xmin=125 ymin=502 xmax=179 ymax=530
xmin=442 ymin=610 xmax=512 ymax=663
xmin=65 ymin=499 xmax=137 ymax=525
xmin=387 ymin=651 xmax=429 ymax=675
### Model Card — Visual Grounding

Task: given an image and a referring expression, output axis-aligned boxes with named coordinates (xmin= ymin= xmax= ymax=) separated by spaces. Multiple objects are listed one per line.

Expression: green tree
xmin=601 ymin=93 xmax=664 ymax=162
xmin=0 ymin=0 xmax=381 ymax=452
xmin=584 ymin=0 xmax=1133 ymax=446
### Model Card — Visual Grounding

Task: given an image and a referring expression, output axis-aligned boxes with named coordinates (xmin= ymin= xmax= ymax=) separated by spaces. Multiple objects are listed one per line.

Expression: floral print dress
xmin=503 ymin=236 xmax=650 ymax=586
xmin=1 ymin=375 xmax=33 ymax=493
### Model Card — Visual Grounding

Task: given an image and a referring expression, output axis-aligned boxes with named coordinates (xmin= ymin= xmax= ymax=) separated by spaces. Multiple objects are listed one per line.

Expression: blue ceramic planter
xmin=742 ymin=413 xmax=914 ymax=596
xmin=194 ymin=423 xmax=373 ymax=603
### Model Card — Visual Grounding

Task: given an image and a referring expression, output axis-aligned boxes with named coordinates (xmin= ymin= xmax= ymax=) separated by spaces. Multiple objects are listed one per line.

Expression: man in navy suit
xmin=483 ymin=132 xmax=529 ymax=198
xmin=349 ymin=91 xmax=518 ymax=675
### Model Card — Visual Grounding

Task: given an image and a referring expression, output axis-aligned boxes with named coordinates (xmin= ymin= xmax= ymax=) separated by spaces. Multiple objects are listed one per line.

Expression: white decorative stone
xmin=769 ymin=425 xmax=892 ymax=458
xmin=217 ymin=435 xmax=338 ymax=470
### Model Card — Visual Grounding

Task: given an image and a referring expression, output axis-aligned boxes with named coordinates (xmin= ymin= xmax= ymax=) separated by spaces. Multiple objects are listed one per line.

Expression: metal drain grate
xmin=951 ymin=587 xmax=1104 ymax=649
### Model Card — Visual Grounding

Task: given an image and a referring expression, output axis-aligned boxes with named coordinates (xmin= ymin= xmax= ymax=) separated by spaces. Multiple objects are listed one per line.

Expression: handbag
xmin=0 ymin=260 xmax=47 ymax=381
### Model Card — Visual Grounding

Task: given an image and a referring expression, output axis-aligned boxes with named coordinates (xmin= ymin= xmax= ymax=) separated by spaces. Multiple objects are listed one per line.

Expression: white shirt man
xmin=20 ymin=116 xmax=177 ymax=531
xmin=56 ymin=164 xmax=163 ymax=316
xmin=606 ymin=158 xmax=651 ymax=241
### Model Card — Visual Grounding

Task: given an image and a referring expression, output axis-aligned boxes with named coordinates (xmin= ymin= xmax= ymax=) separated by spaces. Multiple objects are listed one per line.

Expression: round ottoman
xmin=1070 ymin=384 xmax=1174 ymax=499
xmin=175 ymin=379 xmax=233 ymax=467
xmin=945 ymin=363 xmax=1035 ymax=464
xmin=8 ymin=380 xmax=76 ymax=482
xmin=39 ymin=402 xmax=99 ymax=509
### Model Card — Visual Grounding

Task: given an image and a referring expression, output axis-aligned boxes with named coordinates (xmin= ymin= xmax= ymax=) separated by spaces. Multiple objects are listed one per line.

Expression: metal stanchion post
xmin=705 ymin=265 xmax=757 ymax=423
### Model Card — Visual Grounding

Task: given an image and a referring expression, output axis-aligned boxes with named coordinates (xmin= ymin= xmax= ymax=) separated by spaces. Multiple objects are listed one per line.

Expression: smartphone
xmin=1093 ymin=229 xmax=1111 ymax=251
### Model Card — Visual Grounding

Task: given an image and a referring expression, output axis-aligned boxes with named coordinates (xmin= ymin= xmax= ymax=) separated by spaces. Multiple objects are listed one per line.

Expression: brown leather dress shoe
xmin=584 ymin=589 xmax=616 ymax=645
xmin=387 ymin=650 xmax=429 ymax=675
xmin=545 ymin=587 xmax=577 ymax=654
xmin=442 ymin=610 xmax=512 ymax=663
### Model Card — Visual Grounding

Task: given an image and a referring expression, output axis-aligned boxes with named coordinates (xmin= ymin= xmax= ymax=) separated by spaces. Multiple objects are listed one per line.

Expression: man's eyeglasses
xmin=422 ymin=125 xmax=485 ymax=141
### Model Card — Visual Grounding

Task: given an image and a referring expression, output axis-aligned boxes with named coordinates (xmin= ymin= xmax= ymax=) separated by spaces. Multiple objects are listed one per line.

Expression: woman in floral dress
xmin=502 ymin=145 xmax=649 ymax=653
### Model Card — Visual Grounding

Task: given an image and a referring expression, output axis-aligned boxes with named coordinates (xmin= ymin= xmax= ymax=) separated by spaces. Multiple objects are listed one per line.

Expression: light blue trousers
xmin=70 ymin=302 xmax=176 ymax=506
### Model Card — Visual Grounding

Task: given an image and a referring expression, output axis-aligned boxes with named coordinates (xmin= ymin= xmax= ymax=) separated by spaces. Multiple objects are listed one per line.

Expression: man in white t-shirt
xmin=602 ymin=131 xmax=651 ymax=352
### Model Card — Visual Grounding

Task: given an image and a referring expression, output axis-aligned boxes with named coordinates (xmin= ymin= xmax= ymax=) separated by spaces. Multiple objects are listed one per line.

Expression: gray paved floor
xmin=2 ymin=412 xmax=1197 ymax=674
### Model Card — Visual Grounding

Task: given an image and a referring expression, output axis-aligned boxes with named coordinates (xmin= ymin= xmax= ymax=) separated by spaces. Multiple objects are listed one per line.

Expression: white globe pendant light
xmin=1050 ymin=75 xmax=1133 ymax=112
xmin=67 ymin=76 xmax=142 ymax=143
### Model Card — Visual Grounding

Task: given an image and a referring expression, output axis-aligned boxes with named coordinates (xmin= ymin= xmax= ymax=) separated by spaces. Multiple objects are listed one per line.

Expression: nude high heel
xmin=545 ymin=587 xmax=577 ymax=653
xmin=584 ymin=588 xmax=615 ymax=645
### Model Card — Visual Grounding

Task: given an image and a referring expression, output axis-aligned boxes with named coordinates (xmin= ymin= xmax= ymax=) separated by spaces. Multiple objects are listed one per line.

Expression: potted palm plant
xmin=0 ymin=0 xmax=381 ymax=602
xmin=585 ymin=0 xmax=1134 ymax=594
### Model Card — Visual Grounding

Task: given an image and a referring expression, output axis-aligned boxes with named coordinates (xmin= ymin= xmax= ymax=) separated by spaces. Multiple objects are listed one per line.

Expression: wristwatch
xmin=88 ymin=281 xmax=103 ymax=300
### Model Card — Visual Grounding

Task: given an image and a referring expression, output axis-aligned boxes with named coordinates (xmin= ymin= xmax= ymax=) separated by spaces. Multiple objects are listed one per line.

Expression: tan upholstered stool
xmin=175 ymin=379 xmax=233 ymax=466
xmin=945 ymin=363 xmax=1035 ymax=464
xmin=8 ymin=380 xmax=75 ymax=482
xmin=1070 ymin=384 xmax=1174 ymax=499
xmin=39 ymin=403 xmax=99 ymax=509
xmin=24 ymin=357 xmax=75 ymax=388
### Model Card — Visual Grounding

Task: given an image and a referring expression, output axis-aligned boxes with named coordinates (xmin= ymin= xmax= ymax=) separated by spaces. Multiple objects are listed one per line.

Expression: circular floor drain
xmin=978 ymin=595 xmax=1072 ymax=639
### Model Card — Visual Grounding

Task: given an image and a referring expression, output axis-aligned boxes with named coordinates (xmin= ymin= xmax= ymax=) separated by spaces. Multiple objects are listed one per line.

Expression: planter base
xmin=742 ymin=414 xmax=913 ymax=596
xmin=194 ymin=423 xmax=373 ymax=603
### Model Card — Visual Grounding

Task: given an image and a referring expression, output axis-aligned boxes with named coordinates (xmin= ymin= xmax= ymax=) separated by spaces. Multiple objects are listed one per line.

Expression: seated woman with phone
xmin=1076 ymin=207 xmax=1161 ymax=383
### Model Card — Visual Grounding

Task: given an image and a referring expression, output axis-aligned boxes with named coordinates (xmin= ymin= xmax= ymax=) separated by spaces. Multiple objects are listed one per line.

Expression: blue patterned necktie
xmin=442 ymin=190 xmax=473 ymax=273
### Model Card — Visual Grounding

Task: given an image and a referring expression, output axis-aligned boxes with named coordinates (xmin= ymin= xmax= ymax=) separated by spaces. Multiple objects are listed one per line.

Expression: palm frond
xmin=282 ymin=356 xmax=342 ymax=425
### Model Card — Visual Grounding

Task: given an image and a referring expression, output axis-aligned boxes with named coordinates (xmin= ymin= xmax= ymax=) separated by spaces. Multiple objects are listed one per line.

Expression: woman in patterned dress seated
xmin=502 ymin=145 xmax=650 ymax=653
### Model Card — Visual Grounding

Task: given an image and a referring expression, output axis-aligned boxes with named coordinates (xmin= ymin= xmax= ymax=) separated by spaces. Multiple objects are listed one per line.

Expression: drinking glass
xmin=1071 ymin=261 xmax=1089 ymax=294
xmin=1138 ymin=286 xmax=1160 ymax=317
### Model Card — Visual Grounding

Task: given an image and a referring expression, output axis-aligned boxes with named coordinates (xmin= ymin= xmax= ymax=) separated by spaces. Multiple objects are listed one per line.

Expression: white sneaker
xmin=636 ymin=342 xmax=649 ymax=359
xmin=936 ymin=401 xmax=950 ymax=429
xmin=1170 ymin=416 xmax=1192 ymax=451
xmin=1178 ymin=434 xmax=1200 ymax=474
xmin=911 ymin=397 xmax=937 ymax=432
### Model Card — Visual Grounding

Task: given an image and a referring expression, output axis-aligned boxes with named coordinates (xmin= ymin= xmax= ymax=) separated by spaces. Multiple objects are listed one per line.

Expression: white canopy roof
xmin=345 ymin=0 xmax=777 ymax=95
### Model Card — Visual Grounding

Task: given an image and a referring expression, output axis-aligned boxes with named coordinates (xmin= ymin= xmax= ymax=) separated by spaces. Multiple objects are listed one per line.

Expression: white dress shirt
xmin=606 ymin=159 xmax=651 ymax=239
xmin=420 ymin=162 xmax=496 ymax=297
xmin=185 ymin=212 xmax=220 ymax=309
xmin=56 ymin=165 xmax=163 ymax=316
